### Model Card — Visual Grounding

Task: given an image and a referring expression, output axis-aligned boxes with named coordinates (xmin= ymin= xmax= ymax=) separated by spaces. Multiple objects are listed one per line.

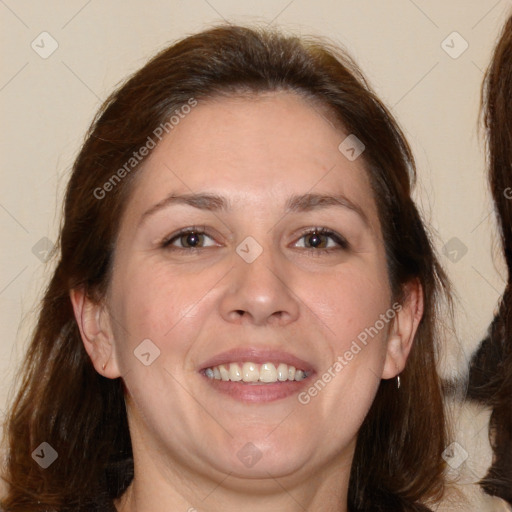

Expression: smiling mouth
xmin=202 ymin=362 xmax=309 ymax=383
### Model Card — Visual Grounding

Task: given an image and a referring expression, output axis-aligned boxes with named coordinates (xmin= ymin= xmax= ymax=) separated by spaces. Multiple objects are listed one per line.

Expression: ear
xmin=381 ymin=278 xmax=424 ymax=380
xmin=70 ymin=287 xmax=121 ymax=379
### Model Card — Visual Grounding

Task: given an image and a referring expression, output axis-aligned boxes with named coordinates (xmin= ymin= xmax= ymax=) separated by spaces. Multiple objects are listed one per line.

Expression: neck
xmin=116 ymin=466 xmax=350 ymax=512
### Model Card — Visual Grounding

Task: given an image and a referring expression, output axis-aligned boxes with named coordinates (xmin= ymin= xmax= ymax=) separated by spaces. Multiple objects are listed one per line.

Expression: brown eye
xmin=162 ymin=229 xmax=217 ymax=250
xmin=179 ymin=232 xmax=204 ymax=248
xmin=294 ymin=229 xmax=348 ymax=252
xmin=304 ymin=232 xmax=328 ymax=249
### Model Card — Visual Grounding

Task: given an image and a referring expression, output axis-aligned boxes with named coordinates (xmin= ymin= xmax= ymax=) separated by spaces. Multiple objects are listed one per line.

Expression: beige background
xmin=0 ymin=1 xmax=510 ymax=509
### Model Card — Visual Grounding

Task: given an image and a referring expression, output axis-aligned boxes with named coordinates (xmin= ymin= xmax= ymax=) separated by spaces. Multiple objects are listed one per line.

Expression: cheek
xmin=108 ymin=261 xmax=222 ymax=364
xmin=296 ymin=265 xmax=391 ymax=433
xmin=303 ymin=262 xmax=391 ymax=349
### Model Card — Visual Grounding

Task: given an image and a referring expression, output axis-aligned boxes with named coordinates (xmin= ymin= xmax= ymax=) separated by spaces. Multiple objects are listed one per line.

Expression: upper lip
xmin=199 ymin=347 xmax=316 ymax=374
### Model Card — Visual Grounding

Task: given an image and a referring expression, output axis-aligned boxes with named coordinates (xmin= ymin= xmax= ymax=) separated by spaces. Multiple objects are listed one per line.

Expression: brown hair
xmin=1 ymin=25 xmax=450 ymax=511
xmin=467 ymin=14 xmax=512 ymax=505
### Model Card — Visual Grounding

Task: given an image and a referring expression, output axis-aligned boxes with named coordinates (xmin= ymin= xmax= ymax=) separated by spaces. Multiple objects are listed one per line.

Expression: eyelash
xmin=160 ymin=226 xmax=349 ymax=254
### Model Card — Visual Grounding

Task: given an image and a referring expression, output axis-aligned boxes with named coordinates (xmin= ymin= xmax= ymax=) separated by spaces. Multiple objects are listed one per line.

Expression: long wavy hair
xmin=467 ymin=14 xmax=512 ymax=505
xmin=1 ymin=25 xmax=450 ymax=511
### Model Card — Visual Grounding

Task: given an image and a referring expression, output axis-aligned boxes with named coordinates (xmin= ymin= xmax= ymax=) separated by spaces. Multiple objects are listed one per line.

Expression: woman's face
xmin=96 ymin=92 xmax=405 ymax=487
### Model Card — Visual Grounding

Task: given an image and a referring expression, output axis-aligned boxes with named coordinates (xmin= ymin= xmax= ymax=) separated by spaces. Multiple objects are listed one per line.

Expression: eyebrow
xmin=140 ymin=192 xmax=368 ymax=226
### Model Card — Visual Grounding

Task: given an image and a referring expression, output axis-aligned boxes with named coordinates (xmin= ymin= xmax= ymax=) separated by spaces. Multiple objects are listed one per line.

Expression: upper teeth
xmin=204 ymin=362 xmax=308 ymax=383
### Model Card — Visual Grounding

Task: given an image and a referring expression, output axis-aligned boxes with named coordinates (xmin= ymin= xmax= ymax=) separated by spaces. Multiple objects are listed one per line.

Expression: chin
xmin=203 ymin=433 xmax=317 ymax=481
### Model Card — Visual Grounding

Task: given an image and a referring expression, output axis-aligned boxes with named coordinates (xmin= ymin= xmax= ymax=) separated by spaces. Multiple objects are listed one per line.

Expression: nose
xmin=219 ymin=245 xmax=300 ymax=327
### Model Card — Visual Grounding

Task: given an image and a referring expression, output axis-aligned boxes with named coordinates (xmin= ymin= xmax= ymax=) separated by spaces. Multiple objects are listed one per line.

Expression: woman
xmin=467 ymin=14 xmax=512 ymax=506
xmin=1 ymin=25 xmax=450 ymax=511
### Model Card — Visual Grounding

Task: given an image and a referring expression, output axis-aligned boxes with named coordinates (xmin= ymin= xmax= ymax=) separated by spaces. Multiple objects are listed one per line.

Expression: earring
xmin=102 ymin=361 xmax=107 ymax=371
xmin=397 ymin=375 xmax=401 ymax=389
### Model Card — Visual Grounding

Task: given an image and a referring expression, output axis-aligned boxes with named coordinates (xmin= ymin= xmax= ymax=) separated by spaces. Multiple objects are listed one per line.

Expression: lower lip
xmin=201 ymin=375 xmax=313 ymax=403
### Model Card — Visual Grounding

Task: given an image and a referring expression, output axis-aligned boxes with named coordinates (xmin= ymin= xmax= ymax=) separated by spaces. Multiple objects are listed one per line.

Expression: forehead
xmin=122 ymin=92 xmax=380 ymax=228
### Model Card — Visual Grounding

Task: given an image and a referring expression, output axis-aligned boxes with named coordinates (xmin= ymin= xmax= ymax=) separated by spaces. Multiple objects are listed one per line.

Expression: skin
xmin=71 ymin=92 xmax=422 ymax=512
